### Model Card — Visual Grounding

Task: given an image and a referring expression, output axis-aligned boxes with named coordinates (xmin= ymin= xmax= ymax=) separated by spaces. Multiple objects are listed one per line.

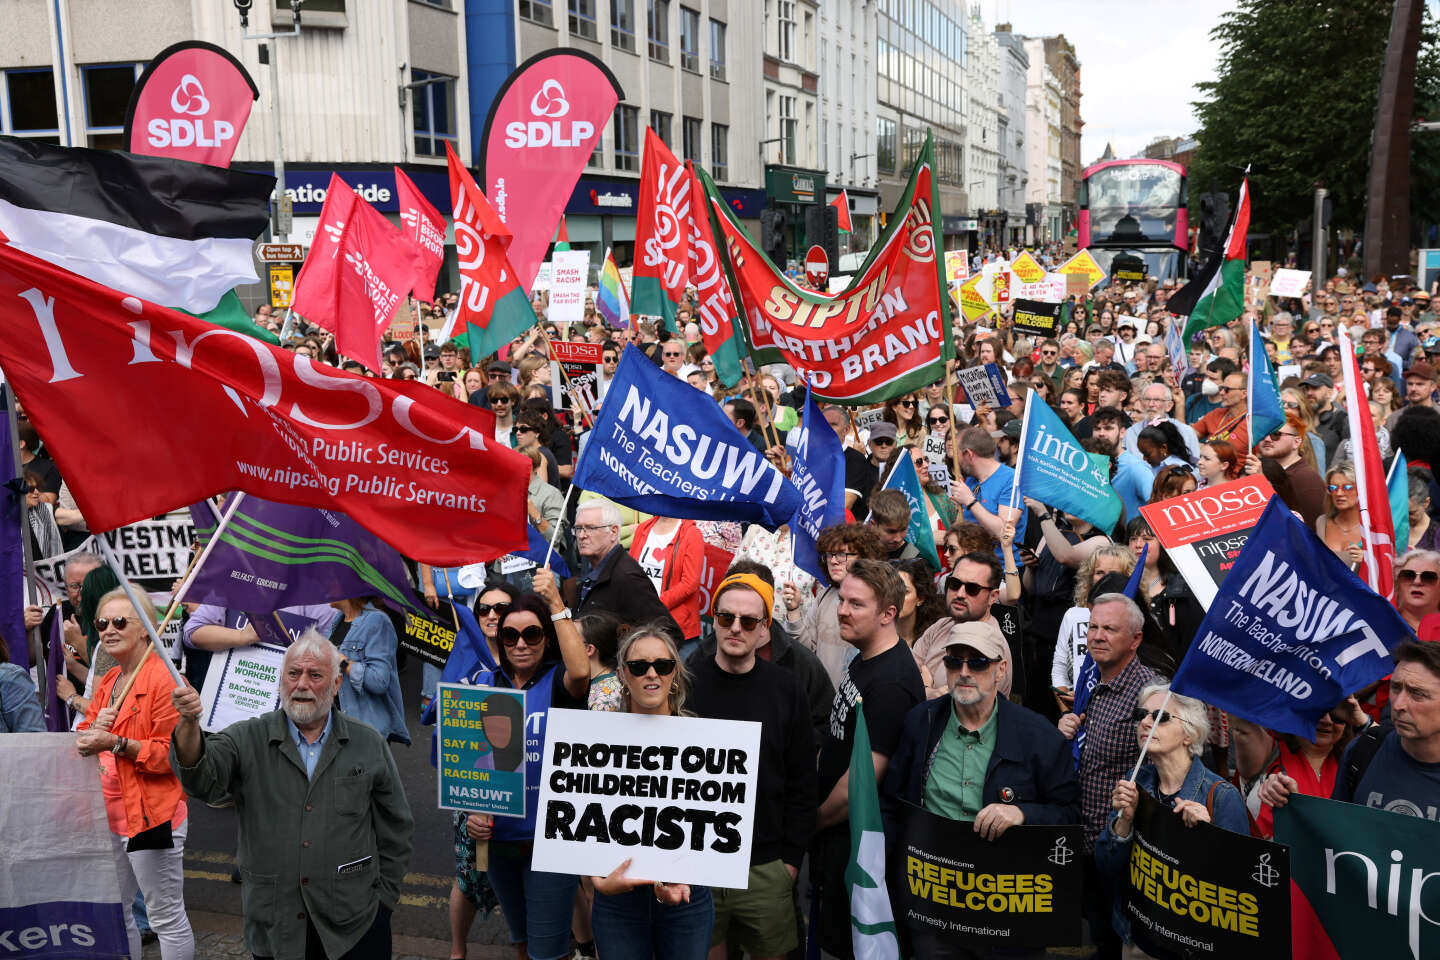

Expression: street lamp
xmin=234 ymin=0 xmax=302 ymax=241
xmin=758 ymin=137 xmax=784 ymax=163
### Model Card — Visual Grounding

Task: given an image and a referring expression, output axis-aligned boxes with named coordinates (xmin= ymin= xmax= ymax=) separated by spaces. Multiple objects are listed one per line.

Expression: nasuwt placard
xmin=436 ymin=683 xmax=528 ymax=818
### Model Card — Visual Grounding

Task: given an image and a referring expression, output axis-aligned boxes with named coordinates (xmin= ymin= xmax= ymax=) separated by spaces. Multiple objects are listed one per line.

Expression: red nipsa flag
xmin=394 ymin=167 xmax=446 ymax=304
xmin=0 ymin=242 xmax=529 ymax=566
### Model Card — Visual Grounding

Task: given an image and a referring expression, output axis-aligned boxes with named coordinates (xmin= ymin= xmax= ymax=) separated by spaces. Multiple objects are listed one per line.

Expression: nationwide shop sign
xmin=1125 ymin=792 xmax=1290 ymax=960
xmin=436 ymin=683 xmax=528 ymax=817
xmin=1010 ymin=298 xmax=1064 ymax=336
xmin=1140 ymin=475 xmax=1273 ymax=606
xmin=712 ymin=133 xmax=953 ymax=404
xmin=900 ymin=803 xmax=1083 ymax=952
xmin=533 ymin=708 xmax=762 ymax=888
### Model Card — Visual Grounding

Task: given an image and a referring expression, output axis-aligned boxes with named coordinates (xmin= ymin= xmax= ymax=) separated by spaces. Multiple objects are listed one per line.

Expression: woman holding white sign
xmin=589 ymin=624 xmax=714 ymax=960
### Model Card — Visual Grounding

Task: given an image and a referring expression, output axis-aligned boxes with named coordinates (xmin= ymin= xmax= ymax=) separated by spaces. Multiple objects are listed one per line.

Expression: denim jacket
xmin=332 ymin=607 xmax=410 ymax=745
xmin=1094 ymin=757 xmax=1249 ymax=944
xmin=0 ymin=663 xmax=44 ymax=732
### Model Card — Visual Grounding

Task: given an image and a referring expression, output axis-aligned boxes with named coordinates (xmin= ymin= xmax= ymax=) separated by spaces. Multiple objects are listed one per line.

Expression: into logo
xmin=529 ymin=79 xmax=570 ymax=118
xmin=169 ymin=74 xmax=211 ymax=116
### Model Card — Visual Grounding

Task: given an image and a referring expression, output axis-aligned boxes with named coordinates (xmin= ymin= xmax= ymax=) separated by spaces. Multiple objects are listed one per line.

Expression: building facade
xmin=816 ymin=0 xmax=879 ymax=257
xmin=1042 ymin=34 xmax=1082 ymax=234
xmin=994 ymin=27 xmax=1030 ymax=246
xmin=1024 ymin=39 xmax=1064 ymax=245
xmin=963 ymin=12 xmax=1001 ymax=250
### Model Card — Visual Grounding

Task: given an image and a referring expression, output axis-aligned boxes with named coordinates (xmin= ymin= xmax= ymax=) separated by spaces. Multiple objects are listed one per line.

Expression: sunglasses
xmin=897 ymin=400 xmax=917 ymax=407
xmin=871 ymin=438 xmax=895 ymax=446
xmin=94 ymin=616 xmax=134 ymax=632
xmin=1282 ymin=400 xmax=1301 ymax=410
xmin=1328 ymin=482 xmax=1357 ymax=493
xmin=714 ymin=611 xmax=765 ymax=631
xmin=500 ymin=624 xmax=547 ymax=647
xmin=945 ymin=577 xmax=992 ymax=597
xmin=942 ymin=654 xmax=998 ymax=673
xmin=1399 ymin=569 xmax=1440 ymax=586
xmin=1130 ymin=707 xmax=1175 ymax=724
xmin=928 ymin=417 xmax=948 ymax=425
xmin=624 ymin=658 xmax=677 ymax=677
xmin=475 ymin=602 xmax=512 ymax=618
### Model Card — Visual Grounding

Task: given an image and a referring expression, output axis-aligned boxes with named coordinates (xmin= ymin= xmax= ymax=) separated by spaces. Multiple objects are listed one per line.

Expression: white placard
xmin=1268 ymin=269 xmax=1312 ymax=298
xmin=955 ymin=365 xmax=1001 ymax=408
xmin=548 ymin=250 xmax=591 ymax=325
xmin=531 ymin=261 xmax=553 ymax=292
xmin=532 ymin=708 xmax=762 ymax=889
xmin=198 ymin=643 xmax=286 ymax=732
xmin=1015 ymin=272 xmax=1067 ymax=303
xmin=31 ymin=512 xmax=197 ymax=599
xmin=855 ymin=408 xmax=887 ymax=433
xmin=923 ymin=432 xmax=951 ymax=486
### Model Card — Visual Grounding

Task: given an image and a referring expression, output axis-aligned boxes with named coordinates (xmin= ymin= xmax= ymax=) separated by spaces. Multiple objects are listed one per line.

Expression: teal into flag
xmin=881 ymin=454 xmax=943 ymax=572
xmin=1248 ymin=319 xmax=1285 ymax=445
xmin=1389 ymin=452 xmax=1410 ymax=555
xmin=1013 ymin=393 xmax=1123 ymax=534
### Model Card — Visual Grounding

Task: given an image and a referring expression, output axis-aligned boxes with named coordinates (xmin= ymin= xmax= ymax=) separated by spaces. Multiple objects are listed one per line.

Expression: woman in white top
xmin=1050 ymin=544 xmax=1136 ymax=710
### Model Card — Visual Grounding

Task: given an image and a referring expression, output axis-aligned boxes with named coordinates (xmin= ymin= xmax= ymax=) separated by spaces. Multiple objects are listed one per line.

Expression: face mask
xmin=1201 ymin=379 xmax=1220 ymax=398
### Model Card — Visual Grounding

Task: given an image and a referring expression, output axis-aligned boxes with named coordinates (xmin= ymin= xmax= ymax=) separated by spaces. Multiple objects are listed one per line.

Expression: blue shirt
xmin=285 ymin=711 xmax=333 ymax=780
xmin=964 ymin=462 xmax=1027 ymax=565
xmin=1111 ymin=453 xmax=1154 ymax=524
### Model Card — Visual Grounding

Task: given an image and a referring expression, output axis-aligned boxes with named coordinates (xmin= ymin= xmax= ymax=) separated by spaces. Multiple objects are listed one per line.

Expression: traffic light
xmin=803 ymin=204 xmax=841 ymax=274
xmin=1198 ymin=191 xmax=1230 ymax=261
xmin=760 ymin=208 xmax=788 ymax=267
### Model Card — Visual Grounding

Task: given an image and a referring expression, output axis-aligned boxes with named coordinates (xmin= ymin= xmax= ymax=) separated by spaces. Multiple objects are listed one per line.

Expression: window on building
xmin=679 ymin=6 xmax=700 ymax=72
xmin=2 ymin=69 xmax=60 ymax=141
xmin=682 ymin=116 xmax=701 ymax=162
xmin=648 ymin=0 xmax=670 ymax=62
xmin=650 ymin=109 xmax=672 ymax=146
xmin=876 ymin=117 xmax=896 ymax=174
xmin=519 ymin=0 xmax=554 ymax=27
xmin=711 ymin=124 xmax=728 ymax=181
xmin=611 ymin=0 xmax=636 ymax=51
xmin=709 ymin=19 xmax=727 ymax=80
xmin=777 ymin=0 xmax=796 ymax=62
xmin=81 ymin=63 xmax=142 ymax=150
xmin=410 ymin=69 xmax=458 ymax=158
xmin=614 ymin=104 xmax=640 ymax=171
xmin=569 ymin=0 xmax=598 ymax=40
xmin=779 ymin=94 xmax=797 ymax=165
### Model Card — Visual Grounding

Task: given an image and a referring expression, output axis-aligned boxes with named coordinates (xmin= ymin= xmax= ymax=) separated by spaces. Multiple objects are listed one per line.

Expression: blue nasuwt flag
xmin=1388 ymin=452 xmax=1410 ymax=556
xmin=518 ymin=522 xmax=571 ymax=579
xmin=1170 ymin=498 xmax=1413 ymax=739
xmin=881 ymin=453 xmax=943 ymax=572
xmin=573 ymin=347 xmax=801 ymax=528
xmin=1013 ymin=392 xmax=1123 ymax=534
xmin=786 ymin=383 xmax=847 ymax=582
xmin=1249 ymin=319 xmax=1286 ymax=445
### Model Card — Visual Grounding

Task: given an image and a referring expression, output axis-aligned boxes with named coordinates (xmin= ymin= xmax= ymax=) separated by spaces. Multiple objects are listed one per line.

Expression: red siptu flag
xmin=0 ymin=241 xmax=529 ymax=566
xmin=290 ymin=173 xmax=419 ymax=368
xmin=394 ymin=167 xmax=446 ymax=304
xmin=830 ymin=189 xmax=853 ymax=233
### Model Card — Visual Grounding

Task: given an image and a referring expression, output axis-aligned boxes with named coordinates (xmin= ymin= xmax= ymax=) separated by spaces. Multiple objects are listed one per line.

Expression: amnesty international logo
xmin=1047 ymin=836 xmax=1074 ymax=867
xmin=1252 ymin=853 xmax=1279 ymax=888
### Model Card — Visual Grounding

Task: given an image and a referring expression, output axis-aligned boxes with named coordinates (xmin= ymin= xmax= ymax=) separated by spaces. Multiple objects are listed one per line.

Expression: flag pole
xmin=1127 ymin=688 xmax=1174 ymax=782
xmin=542 ymin=485 xmax=576 ymax=570
xmin=1007 ymin=390 xmax=1035 ymax=514
xmin=95 ymin=537 xmax=185 ymax=689
xmin=153 ymin=493 xmax=249 ymax=641
xmin=440 ymin=569 xmax=461 ymax=632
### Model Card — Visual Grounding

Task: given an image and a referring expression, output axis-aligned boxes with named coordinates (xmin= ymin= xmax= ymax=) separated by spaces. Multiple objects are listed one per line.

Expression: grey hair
xmin=1398 ymin=550 xmax=1440 ymax=577
xmin=66 ymin=552 xmax=103 ymax=574
xmin=1090 ymin=593 xmax=1145 ymax=635
xmin=576 ymin=499 xmax=622 ymax=529
xmin=282 ymin=628 xmax=341 ymax=680
xmin=1137 ymin=682 xmax=1209 ymax=758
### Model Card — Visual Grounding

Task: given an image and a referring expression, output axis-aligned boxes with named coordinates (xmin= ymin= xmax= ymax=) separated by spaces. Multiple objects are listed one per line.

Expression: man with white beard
xmin=170 ymin=630 xmax=413 ymax=960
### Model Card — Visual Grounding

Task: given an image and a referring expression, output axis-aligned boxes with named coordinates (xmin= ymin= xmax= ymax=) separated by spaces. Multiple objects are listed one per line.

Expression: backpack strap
xmin=1205 ymin=779 xmax=1221 ymax=819
xmin=1345 ymin=721 xmax=1392 ymax=794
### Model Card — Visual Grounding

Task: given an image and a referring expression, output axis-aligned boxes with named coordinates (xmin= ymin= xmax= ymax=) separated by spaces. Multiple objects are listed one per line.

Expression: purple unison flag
xmin=44 ymin=610 xmax=68 ymax=731
xmin=186 ymin=497 xmax=432 ymax=619
xmin=1 ymin=388 xmax=27 ymax=670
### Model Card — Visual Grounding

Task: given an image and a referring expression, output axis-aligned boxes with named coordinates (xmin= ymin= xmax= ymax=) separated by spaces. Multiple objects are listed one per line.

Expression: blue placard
xmin=437 ymin=683 xmax=528 ymax=818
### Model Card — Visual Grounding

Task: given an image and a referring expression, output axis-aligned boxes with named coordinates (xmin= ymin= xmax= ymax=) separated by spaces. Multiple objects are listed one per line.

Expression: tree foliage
xmin=1190 ymin=0 xmax=1437 ymax=241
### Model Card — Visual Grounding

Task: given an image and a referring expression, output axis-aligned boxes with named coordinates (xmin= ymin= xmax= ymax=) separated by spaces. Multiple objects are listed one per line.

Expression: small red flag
xmin=394 ymin=167 xmax=446 ymax=304
xmin=831 ymin=189 xmax=853 ymax=233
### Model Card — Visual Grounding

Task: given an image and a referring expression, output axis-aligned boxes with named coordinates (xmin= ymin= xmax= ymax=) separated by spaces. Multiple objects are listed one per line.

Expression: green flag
xmin=181 ymin=289 xmax=280 ymax=345
xmin=844 ymin=703 xmax=900 ymax=959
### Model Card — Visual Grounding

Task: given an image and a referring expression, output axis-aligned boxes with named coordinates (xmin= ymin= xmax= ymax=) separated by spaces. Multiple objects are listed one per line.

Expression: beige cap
xmin=944 ymin=621 xmax=1007 ymax=662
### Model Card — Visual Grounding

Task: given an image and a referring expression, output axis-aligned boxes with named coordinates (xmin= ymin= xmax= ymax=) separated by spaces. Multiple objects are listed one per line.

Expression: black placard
xmin=1125 ymin=791 xmax=1290 ymax=960
xmin=1112 ymin=253 xmax=1148 ymax=283
xmin=899 ymin=803 xmax=1083 ymax=955
xmin=395 ymin=600 xmax=459 ymax=668
xmin=1010 ymin=298 xmax=1063 ymax=336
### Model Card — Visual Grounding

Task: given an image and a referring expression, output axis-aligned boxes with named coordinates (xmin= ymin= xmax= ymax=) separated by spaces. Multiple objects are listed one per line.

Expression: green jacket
xmin=170 ymin=709 xmax=414 ymax=960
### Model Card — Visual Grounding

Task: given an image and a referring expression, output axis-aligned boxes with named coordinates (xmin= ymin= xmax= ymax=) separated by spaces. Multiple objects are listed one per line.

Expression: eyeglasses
xmin=492 ymin=397 xmax=513 ymax=405
xmin=823 ymin=551 xmax=859 ymax=564
xmin=945 ymin=577 xmax=993 ymax=597
xmin=603 ymin=355 xmax=618 ymax=363
xmin=573 ymin=523 xmax=616 ymax=534
xmin=624 ymin=658 xmax=677 ymax=677
xmin=663 ymin=351 xmax=683 ymax=359
xmin=516 ymin=425 xmax=538 ymax=433
xmin=1328 ymin=482 xmax=1357 ymax=493
xmin=714 ymin=611 xmax=766 ymax=631
xmin=94 ymin=616 xmax=134 ymax=632
xmin=1041 ymin=350 xmax=1058 ymax=357
xmin=475 ymin=602 xmax=512 ymax=618
xmin=500 ymin=625 xmax=547 ymax=647
xmin=1130 ymin=707 xmax=1175 ymax=724
xmin=1218 ymin=385 xmax=1244 ymax=394
xmin=942 ymin=654 xmax=998 ymax=673
xmin=1398 ymin=569 xmax=1440 ymax=586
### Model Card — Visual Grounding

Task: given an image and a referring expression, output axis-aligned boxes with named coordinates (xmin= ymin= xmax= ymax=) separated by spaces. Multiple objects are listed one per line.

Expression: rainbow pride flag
xmin=596 ymin=246 xmax=630 ymax=328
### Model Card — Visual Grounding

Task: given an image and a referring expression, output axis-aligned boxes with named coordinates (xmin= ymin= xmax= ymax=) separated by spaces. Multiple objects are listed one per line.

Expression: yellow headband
xmin=713 ymin=573 xmax=774 ymax=622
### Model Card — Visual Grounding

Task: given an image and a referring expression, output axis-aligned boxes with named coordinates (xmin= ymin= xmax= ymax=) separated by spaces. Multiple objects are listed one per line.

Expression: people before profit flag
xmin=77 ymin=588 xmax=195 ymax=960
xmin=169 ymin=630 xmax=412 ymax=960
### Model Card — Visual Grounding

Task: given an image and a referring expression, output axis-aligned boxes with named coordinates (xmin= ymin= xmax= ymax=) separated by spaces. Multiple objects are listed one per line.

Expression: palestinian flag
xmin=181 ymin=290 xmax=280 ymax=345
xmin=1173 ymin=177 xmax=1249 ymax=341
xmin=0 ymin=135 xmax=272 ymax=313
xmin=831 ymin=189 xmax=853 ymax=233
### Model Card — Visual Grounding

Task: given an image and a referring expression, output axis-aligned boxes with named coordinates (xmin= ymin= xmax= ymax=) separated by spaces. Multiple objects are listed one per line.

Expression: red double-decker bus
xmin=1077 ymin=158 xmax=1188 ymax=283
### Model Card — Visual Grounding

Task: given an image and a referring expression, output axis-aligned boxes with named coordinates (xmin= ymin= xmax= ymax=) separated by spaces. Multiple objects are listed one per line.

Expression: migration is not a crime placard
xmin=900 ymin=803 xmax=1083 ymax=951
xmin=436 ymin=683 xmax=528 ymax=818
xmin=1124 ymin=792 xmax=1290 ymax=960
xmin=532 ymin=708 xmax=761 ymax=889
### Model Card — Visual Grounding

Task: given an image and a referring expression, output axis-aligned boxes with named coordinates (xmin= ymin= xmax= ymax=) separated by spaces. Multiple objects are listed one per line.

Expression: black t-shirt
xmin=844 ymin=448 xmax=880 ymax=520
xmin=816 ymin=640 xmax=924 ymax=802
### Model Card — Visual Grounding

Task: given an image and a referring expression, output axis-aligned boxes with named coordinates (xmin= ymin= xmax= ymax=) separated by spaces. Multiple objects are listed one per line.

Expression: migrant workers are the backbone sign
xmin=710 ymin=131 xmax=953 ymax=405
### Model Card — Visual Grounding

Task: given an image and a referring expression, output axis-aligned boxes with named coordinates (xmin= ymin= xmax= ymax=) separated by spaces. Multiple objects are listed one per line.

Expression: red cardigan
xmin=629 ymin=517 xmax=705 ymax=639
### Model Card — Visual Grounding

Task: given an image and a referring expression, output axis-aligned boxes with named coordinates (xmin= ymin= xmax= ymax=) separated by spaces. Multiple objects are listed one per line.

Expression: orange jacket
xmin=629 ymin=517 xmax=705 ymax=639
xmin=80 ymin=652 xmax=186 ymax=838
